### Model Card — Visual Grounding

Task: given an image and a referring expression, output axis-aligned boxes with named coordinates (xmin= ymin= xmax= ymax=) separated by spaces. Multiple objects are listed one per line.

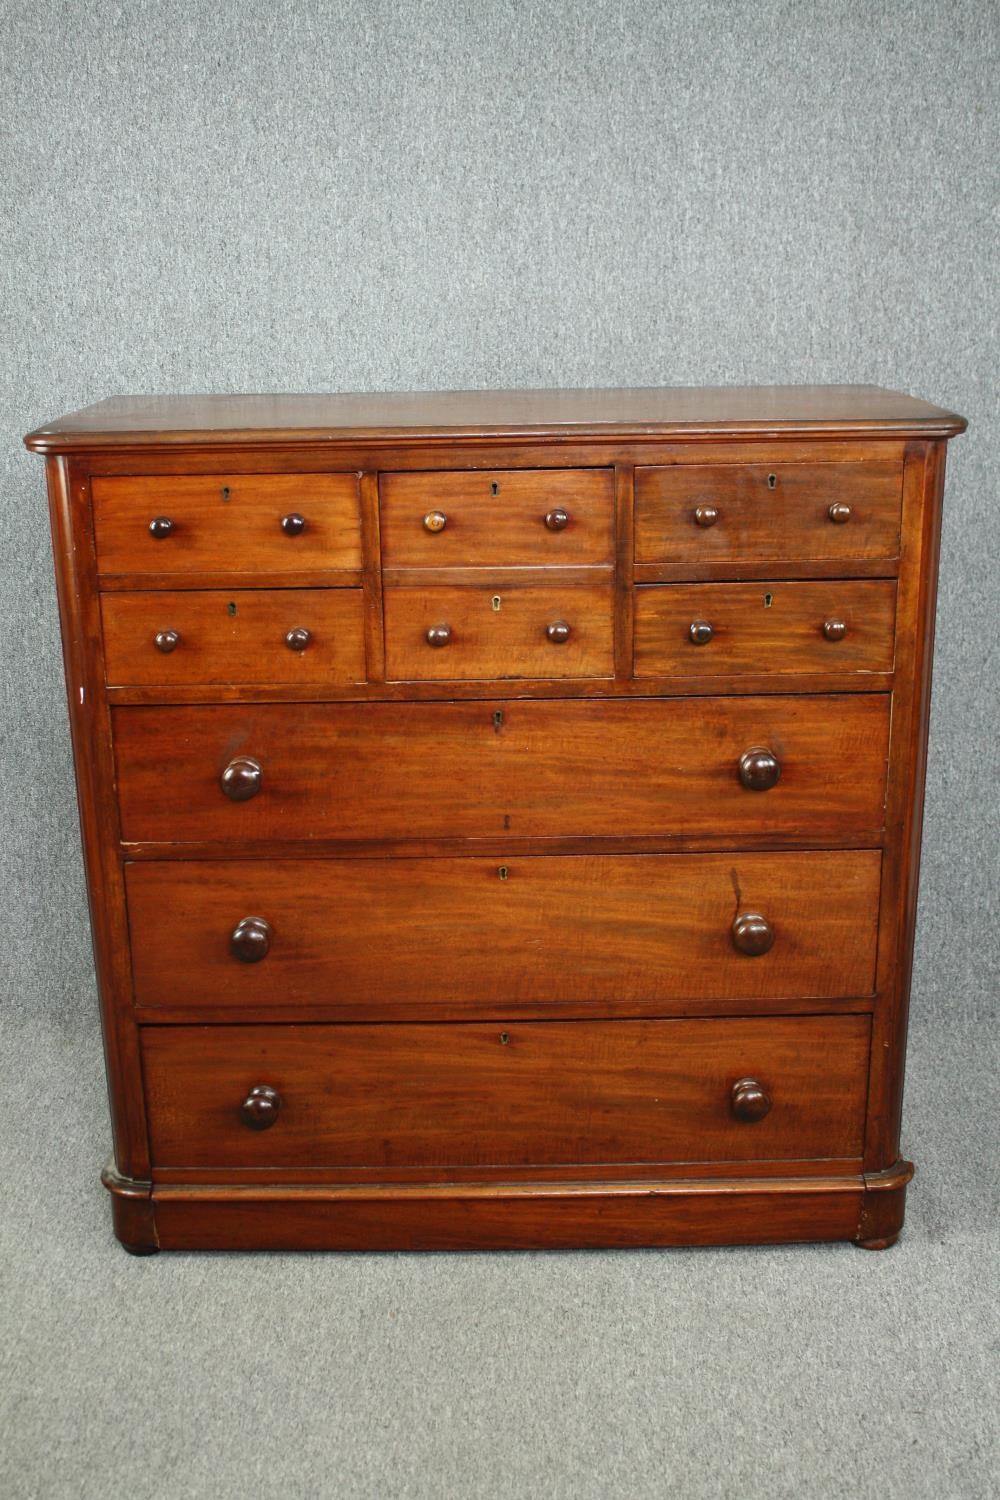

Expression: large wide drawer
xmin=383 ymin=583 xmax=615 ymax=680
xmin=113 ymin=695 xmax=890 ymax=845
xmin=126 ymin=850 xmax=881 ymax=1012
xmin=635 ymin=459 xmax=903 ymax=566
xmin=101 ymin=589 xmax=365 ymax=686
xmin=380 ymin=468 xmax=614 ymax=567
xmin=634 ymin=580 xmax=896 ymax=676
xmin=140 ymin=1015 xmax=871 ymax=1168
xmin=92 ymin=473 xmax=361 ymax=578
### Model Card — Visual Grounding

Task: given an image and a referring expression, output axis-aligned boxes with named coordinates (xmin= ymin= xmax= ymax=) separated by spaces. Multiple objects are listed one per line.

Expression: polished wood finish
xmin=92 ymin=473 xmax=361 ymax=578
xmin=101 ymin=589 xmax=365 ymax=685
xmin=384 ymin=582 xmax=614 ymax=680
xmin=381 ymin=468 xmax=614 ymax=566
xmin=635 ymin=580 xmax=896 ymax=676
xmin=28 ymin=386 xmax=965 ymax=1252
xmin=140 ymin=1016 xmax=870 ymax=1169
xmin=111 ymin=695 xmax=890 ymax=846
xmin=635 ymin=460 xmax=904 ymax=565
xmin=125 ymin=851 xmax=881 ymax=1013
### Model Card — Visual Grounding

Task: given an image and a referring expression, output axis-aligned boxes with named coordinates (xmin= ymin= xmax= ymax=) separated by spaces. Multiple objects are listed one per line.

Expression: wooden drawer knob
xmin=230 ymin=916 xmax=272 ymax=962
xmin=731 ymin=1077 xmax=772 ymax=1122
xmin=738 ymin=748 xmax=781 ymax=791
xmin=281 ymin=512 xmax=306 ymax=536
xmin=285 ymin=627 xmax=312 ymax=652
xmin=148 ymin=516 xmax=173 ymax=539
xmin=823 ymin=618 xmax=848 ymax=641
xmin=732 ymin=912 xmax=774 ymax=956
xmin=544 ymin=508 xmax=570 ymax=531
xmin=689 ymin=620 xmax=714 ymax=645
xmin=828 ymin=502 xmax=852 ymax=524
xmin=154 ymin=629 xmax=180 ymax=654
xmin=426 ymin=624 xmax=452 ymax=647
xmin=241 ymin=1084 xmax=281 ymax=1130
xmin=546 ymin=620 xmax=572 ymax=644
xmin=220 ymin=755 xmax=262 ymax=802
xmin=693 ymin=505 xmax=718 ymax=527
xmin=423 ymin=510 xmax=448 ymax=533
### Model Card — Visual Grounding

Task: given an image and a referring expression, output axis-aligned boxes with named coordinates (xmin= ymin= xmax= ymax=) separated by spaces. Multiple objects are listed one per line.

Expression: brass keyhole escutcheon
xmin=497 ymin=866 xmax=509 ymax=880
xmin=491 ymin=480 xmax=500 ymax=496
xmin=221 ymin=485 xmax=231 ymax=501
xmin=763 ymin=592 xmax=774 ymax=608
xmin=499 ymin=1031 xmax=510 ymax=1046
xmin=767 ymin=473 xmax=777 ymax=490
xmin=493 ymin=710 xmax=504 ymax=730
xmin=491 ymin=595 xmax=502 ymax=612
xmin=227 ymin=601 xmax=237 ymax=617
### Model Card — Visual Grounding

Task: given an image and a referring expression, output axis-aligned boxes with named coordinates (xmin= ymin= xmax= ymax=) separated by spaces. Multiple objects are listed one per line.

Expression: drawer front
xmin=102 ymin=589 xmax=365 ymax=686
xmin=141 ymin=1015 xmax=870 ymax=1168
xmin=635 ymin=460 xmax=903 ymax=565
xmin=92 ymin=473 xmax=361 ymax=577
xmin=384 ymin=584 xmax=614 ymax=680
xmin=380 ymin=468 xmax=614 ymax=567
xmin=127 ymin=851 xmax=881 ymax=1011
xmin=113 ymin=695 xmax=890 ymax=845
xmin=635 ymin=580 xmax=896 ymax=676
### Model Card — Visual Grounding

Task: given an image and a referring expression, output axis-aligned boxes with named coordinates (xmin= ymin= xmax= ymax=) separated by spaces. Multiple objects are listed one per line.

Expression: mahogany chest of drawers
xmin=25 ymin=386 xmax=966 ymax=1254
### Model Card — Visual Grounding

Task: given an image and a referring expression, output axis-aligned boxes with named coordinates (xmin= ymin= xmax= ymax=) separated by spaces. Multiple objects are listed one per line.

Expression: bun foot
xmin=854 ymin=1233 xmax=899 ymax=1251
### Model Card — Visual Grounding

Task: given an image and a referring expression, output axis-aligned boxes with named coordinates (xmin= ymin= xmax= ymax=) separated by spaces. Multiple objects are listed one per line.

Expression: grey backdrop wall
xmin=2 ymin=0 xmax=997 ymax=1037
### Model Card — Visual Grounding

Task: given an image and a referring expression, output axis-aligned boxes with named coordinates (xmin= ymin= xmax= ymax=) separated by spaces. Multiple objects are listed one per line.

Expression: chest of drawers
xmin=25 ymin=386 xmax=966 ymax=1254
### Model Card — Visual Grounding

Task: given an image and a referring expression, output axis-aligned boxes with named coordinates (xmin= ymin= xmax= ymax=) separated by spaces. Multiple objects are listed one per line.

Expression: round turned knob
xmin=285 ymin=627 xmax=311 ymax=652
xmin=732 ymin=912 xmax=775 ymax=956
xmin=281 ymin=512 xmax=306 ymax=536
xmin=426 ymin=624 xmax=452 ymax=647
xmin=544 ymin=508 xmax=570 ymax=531
xmin=693 ymin=505 xmax=719 ymax=528
xmin=738 ymin=748 xmax=781 ymax=791
xmin=220 ymin=756 xmax=262 ymax=802
xmin=546 ymin=620 xmax=572 ymax=644
xmin=423 ymin=510 xmax=447 ymax=533
xmin=828 ymin=502 xmax=852 ymax=524
xmin=241 ymin=1084 xmax=281 ymax=1131
xmin=689 ymin=620 xmax=714 ymax=645
xmin=823 ymin=618 xmax=848 ymax=642
xmin=230 ymin=915 xmax=272 ymax=963
xmin=154 ymin=629 xmax=180 ymax=654
xmin=731 ymin=1077 xmax=772 ymax=1123
xmin=148 ymin=516 xmax=173 ymax=539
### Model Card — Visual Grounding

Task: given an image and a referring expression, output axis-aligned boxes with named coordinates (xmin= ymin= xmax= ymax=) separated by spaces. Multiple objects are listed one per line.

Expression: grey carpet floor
xmin=1 ymin=1010 xmax=997 ymax=1500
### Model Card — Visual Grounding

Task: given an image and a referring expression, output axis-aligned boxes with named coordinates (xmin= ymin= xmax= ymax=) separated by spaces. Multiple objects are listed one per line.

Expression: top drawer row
xmin=91 ymin=459 xmax=903 ymax=578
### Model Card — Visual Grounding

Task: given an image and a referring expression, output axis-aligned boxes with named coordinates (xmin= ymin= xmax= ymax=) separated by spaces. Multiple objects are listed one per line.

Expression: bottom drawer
xmin=141 ymin=1016 xmax=870 ymax=1170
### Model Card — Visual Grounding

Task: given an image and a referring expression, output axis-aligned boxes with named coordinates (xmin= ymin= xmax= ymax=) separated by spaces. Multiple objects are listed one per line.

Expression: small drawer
xmin=380 ymin=468 xmax=614 ymax=567
xmin=635 ymin=459 xmax=903 ymax=566
xmin=384 ymin=583 xmax=614 ymax=680
xmin=635 ymin=580 xmax=896 ymax=676
xmin=140 ymin=1015 xmax=870 ymax=1169
xmin=101 ymin=589 xmax=365 ymax=687
xmin=93 ymin=473 xmax=361 ymax=579
xmin=126 ymin=850 xmax=882 ymax=1013
xmin=113 ymin=694 xmax=890 ymax=846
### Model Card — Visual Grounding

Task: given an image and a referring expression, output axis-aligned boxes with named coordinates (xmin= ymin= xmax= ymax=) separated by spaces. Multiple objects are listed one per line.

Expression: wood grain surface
xmin=126 ymin=850 xmax=882 ymax=1012
xmin=140 ymin=1014 xmax=871 ymax=1168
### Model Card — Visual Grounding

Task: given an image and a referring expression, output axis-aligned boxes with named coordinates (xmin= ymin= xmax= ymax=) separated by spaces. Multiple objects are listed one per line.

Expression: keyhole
xmin=497 ymin=866 xmax=509 ymax=881
xmin=227 ymin=601 xmax=238 ymax=617
xmin=493 ymin=710 xmax=504 ymax=730
xmin=491 ymin=595 xmax=502 ymax=612
xmin=763 ymin=593 xmax=773 ymax=608
xmin=221 ymin=485 xmax=231 ymax=501
xmin=767 ymin=473 xmax=777 ymax=490
xmin=499 ymin=1032 xmax=510 ymax=1046
xmin=491 ymin=481 xmax=500 ymax=496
